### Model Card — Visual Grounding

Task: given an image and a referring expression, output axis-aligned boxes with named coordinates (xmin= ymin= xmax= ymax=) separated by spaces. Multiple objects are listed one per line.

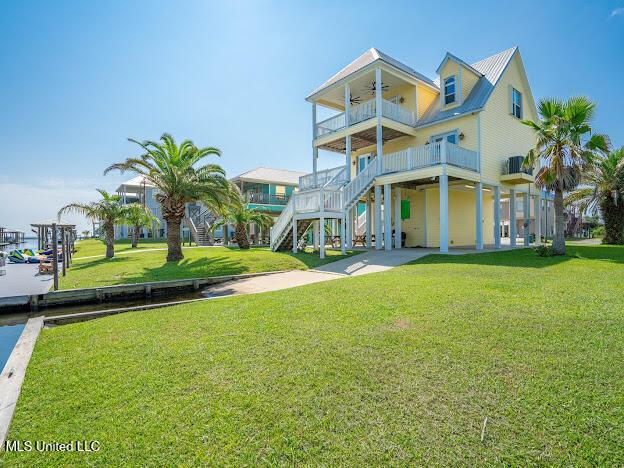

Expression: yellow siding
xmin=461 ymin=65 xmax=479 ymax=102
xmin=417 ymin=85 xmax=438 ymax=120
xmin=382 ymin=84 xmax=416 ymax=113
xmin=400 ymin=188 xmax=426 ymax=246
xmin=480 ymin=52 xmax=539 ymax=184
xmin=423 ymin=187 xmax=494 ymax=247
xmin=414 ymin=114 xmax=478 ymax=151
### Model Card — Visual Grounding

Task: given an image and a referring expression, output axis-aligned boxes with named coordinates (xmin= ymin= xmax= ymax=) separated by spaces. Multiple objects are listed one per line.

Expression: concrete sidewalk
xmin=201 ymin=246 xmax=525 ymax=298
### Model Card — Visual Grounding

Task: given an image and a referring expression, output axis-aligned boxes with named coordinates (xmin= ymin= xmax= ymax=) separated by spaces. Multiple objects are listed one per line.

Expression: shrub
xmin=535 ymin=244 xmax=555 ymax=257
xmin=591 ymin=225 xmax=605 ymax=239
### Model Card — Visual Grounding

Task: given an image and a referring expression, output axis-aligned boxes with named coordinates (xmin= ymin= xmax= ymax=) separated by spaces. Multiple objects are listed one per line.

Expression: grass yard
xmin=4 ymin=245 xmax=624 ymax=465
xmin=73 ymin=238 xmax=169 ymax=258
xmin=61 ymin=239 xmax=356 ymax=289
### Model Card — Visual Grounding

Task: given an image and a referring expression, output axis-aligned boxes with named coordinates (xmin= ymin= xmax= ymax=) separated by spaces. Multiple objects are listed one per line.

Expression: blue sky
xmin=1 ymin=0 xmax=623 ymax=232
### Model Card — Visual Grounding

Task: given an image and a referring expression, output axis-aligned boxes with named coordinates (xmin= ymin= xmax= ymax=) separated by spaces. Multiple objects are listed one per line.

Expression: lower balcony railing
xmin=380 ymin=142 xmax=479 ymax=174
xmin=245 ymin=192 xmax=290 ymax=205
xmin=315 ymin=98 xmax=416 ymax=138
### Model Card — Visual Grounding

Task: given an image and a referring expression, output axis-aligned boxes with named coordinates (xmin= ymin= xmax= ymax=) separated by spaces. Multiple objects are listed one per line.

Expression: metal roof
xmin=230 ymin=167 xmax=306 ymax=186
xmin=307 ymin=48 xmax=438 ymax=99
xmin=417 ymin=47 xmax=518 ymax=127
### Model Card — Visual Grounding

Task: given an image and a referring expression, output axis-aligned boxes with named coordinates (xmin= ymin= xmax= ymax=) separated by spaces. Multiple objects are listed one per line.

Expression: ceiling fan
xmin=362 ymin=80 xmax=389 ymax=96
xmin=348 ymin=93 xmax=362 ymax=105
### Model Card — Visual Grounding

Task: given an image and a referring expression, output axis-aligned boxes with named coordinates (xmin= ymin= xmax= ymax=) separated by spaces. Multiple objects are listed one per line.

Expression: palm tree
xmin=522 ymin=97 xmax=609 ymax=255
xmin=225 ymin=195 xmax=273 ymax=249
xmin=58 ymin=189 xmax=127 ymax=258
xmin=565 ymin=148 xmax=624 ymax=244
xmin=105 ymin=134 xmax=230 ymax=261
xmin=124 ymin=203 xmax=160 ymax=248
xmin=81 ymin=230 xmax=90 ymax=239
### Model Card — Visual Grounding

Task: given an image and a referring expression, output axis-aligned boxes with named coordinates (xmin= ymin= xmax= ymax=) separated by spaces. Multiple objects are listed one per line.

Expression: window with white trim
xmin=511 ymin=87 xmax=522 ymax=119
xmin=430 ymin=130 xmax=458 ymax=145
xmin=444 ymin=76 xmax=456 ymax=105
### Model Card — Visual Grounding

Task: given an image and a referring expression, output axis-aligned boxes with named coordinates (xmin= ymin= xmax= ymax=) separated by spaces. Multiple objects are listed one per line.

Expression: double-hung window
xmin=511 ymin=87 xmax=522 ymax=119
xmin=444 ymin=76 xmax=456 ymax=105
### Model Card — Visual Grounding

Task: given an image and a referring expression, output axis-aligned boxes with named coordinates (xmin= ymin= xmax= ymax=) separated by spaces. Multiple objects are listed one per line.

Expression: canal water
xmin=1 ymin=239 xmax=39 ymax=371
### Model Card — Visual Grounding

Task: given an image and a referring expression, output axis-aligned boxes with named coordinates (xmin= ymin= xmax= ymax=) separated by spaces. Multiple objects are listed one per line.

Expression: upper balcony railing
xmin=502 ymin=156 xmax=533 ymax=176
xmin=245 ymin=192 xmax=290 ymax=205
xmin=315 ymin=98 xmax=416 ymax=138
xmin=299 ymin=165 xmax=348 ymax=191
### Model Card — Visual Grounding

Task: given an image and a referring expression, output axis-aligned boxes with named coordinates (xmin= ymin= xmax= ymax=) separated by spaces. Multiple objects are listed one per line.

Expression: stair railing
xmin=270 ymin=196 xmax=295 ymax=250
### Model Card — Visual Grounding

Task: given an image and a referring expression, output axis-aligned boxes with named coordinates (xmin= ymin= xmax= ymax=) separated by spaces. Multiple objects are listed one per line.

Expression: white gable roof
xmin=230 ymin=167 xmax=306 ymax=186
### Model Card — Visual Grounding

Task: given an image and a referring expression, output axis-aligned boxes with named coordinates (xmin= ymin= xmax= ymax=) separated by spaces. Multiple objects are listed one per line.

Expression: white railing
xmin=381 ymin=99 xmax=416 ymax=126
xmin=325 ymin=166 xmax=348 ymax=188
xmin=381 ymin=143 xmax=442 ymax=175
xmin=270 ymin=197 xmax=294 ymax=250
xmin=316 ymin=113 xmax=346 ymax=137
xmin=299 ymin=166 xmax=346 ymax=191
xmin=380 ymin=142 xmax=478 ymax=175
xmin=349 ymin=99 xmax=376 ymax=125
xmin=447 ymin=142 xmax=479 ymax=171
xmin=343 ymin=161 xmax=379 ymax=209
xmin=314 ymin=99 xmax=416 ymax=138
xmin=323 ymin=189 xmax=343 ymax=211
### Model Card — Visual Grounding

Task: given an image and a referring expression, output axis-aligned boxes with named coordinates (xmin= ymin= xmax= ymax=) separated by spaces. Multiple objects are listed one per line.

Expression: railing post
xmin=440 ymin=139 xmax=447 ymax=165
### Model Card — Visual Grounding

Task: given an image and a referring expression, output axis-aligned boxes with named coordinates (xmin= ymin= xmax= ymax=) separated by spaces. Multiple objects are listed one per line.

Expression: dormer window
xmin=444 ymin=76 xmax=456 ymax=105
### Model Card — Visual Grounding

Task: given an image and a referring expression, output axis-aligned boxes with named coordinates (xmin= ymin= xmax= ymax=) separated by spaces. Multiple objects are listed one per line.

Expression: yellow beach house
xmin=270 ymin=47 xmax=548 ymax=257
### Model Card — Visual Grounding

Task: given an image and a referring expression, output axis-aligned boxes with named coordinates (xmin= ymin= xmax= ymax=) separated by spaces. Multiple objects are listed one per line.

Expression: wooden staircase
xmin=273 ymin=219 xmax=313 ymax=251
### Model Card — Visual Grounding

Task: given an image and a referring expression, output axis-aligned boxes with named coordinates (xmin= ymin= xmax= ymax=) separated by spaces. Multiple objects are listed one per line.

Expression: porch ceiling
xmin=318 ymin=125 xmax=408 ymax=153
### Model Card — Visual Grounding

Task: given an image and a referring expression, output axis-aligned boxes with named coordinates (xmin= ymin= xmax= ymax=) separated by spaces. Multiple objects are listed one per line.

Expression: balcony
xmin=244 ymin=192 xmax=290 ymax=205
xmin=380 ymin=142 xmax=479 ymax=174
xmin=315 ymin=98 xmax=416 ymax=138
xmin=501 ymin=156 xmax=534 ymax=184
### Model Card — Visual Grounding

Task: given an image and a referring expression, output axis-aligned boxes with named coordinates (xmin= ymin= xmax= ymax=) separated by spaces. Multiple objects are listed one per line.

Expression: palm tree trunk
xmin=105 ymin=223 xmax=115 ymax=259
xmin=553 ymin=188 xmax=566 ymax=255
xmin=235 ymin=222 xmax=250 ymax=249
xmin=132 ymin=225 xmax=140 ymax=248
xmin=601 ymin=198 xmax=624 ymax=244
xmin=165 ymin=219 xmax=184 ymax=261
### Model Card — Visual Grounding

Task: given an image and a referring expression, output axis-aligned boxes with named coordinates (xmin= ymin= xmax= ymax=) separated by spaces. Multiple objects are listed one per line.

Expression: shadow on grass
xmin=408 ymin=245 xmax=624 ymax=269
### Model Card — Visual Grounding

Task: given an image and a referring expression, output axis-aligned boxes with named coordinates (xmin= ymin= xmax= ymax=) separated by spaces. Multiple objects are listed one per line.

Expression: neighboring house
xmin=270 ymin=46 xmax=547 ymax=257
xmin=228 ymin=167 xmax=305 ymax=244
xmin=114 ymin=176 xmax=198 ymax=242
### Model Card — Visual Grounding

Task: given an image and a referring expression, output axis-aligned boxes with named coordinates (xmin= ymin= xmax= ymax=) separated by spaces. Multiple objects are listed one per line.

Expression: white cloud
xmin=0 ymin=178 xmax=118 ymax=235
xmin=610 ymin=7 xmax=624 ymax=17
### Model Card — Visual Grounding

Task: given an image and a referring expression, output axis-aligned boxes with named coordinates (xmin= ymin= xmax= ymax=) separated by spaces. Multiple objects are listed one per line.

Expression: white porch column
xmin=535 ymin=194 xmax=542 ymax=245
xmin=292 ymin=219 xmax=297 ymax=253
xmin=375 ymin=68 xmax=383 ymax=166
xmin=493 ymin=186 xmax=501 ymax=249
xmin=340 ymin=216 xmax=346 ymax=255
xmin=346 ymin=208 xmax=353 ymax=249
xmin=523 ymin=191 xmax=530 ymax=246
xmin=312 ymin=103 xmax=318 ymax=186
xmin=345 ymin=83 xmax=352 ymax=183
xmin=394 ymin=187 xmax=402 ymax=249
xmin=366 ymin=191 xmax=372 ymax=248
xmin=384 ymin=183 xmax=392 ymax=251
xmin=319 ymin=217 xmax=325 ymax=259
xmin=439 ymin=174 xmax=449 ymax=253
xmin=374 ymin=185 xmax=382 ymax=250
xmin=475 ymin=182 xmax=483 ymax=250
xmin=509 ymin=189 xmax=517 ymax=247
xmin=313 ymin=221 xmax=319 ymax=250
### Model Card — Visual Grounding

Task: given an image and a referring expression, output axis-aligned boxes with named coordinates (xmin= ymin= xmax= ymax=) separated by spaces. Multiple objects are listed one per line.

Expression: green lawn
xmin=4 ymin=245 xmax=624 ymax=465
xmin=62 ymin=240 xmax=356 ymax=289
xmin=73 ymin=238 xmax=169 ymax=258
